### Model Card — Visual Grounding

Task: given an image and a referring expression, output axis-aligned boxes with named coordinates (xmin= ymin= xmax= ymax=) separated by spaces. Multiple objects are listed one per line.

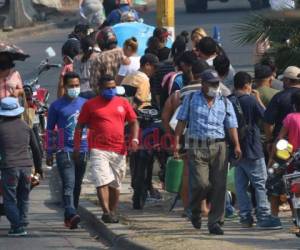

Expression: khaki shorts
xmin=90 ymin=149 xmax=126 ymax=189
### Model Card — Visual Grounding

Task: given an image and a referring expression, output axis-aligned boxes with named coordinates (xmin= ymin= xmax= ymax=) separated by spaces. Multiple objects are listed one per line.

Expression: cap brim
xmin=0 ymin=107 xmax=24 ymax=117
xmin=278 ymin=74 xmax=284 ymax=80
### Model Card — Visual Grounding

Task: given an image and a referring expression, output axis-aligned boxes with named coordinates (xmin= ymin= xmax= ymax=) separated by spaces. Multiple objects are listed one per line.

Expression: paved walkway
xmin=0 ymin=174 xmax=108 ymax=250
xmin=82 ymin=175 xmax=300 ymax=250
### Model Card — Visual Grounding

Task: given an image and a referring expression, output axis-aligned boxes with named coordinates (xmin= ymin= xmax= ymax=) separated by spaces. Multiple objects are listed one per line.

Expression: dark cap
xmin=140 ymin=53 xmax=161 ymax=67
xmin=200 ymin=69 xmax=221 ymax=83
xmin=254 ymin=64 xmax=273 ymax=79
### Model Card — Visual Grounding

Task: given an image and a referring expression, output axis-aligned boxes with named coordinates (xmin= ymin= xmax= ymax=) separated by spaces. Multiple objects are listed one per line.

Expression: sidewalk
xmin=0 ymin=172 xmax=108 ymax=250
xmin=0 ymin=9 xmax=78 ymax=41
xmin=80 ymin=174 xmax=300 ymax=250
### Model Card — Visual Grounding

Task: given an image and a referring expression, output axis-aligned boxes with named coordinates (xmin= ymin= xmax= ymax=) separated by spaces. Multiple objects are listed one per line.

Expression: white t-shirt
xmin=118 ymin=56 xmax=140 ymax=77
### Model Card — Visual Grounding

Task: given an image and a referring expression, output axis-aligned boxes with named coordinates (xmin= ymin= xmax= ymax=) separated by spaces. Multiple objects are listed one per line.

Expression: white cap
xmin=279 ymin=66 xmax=300 ymax=80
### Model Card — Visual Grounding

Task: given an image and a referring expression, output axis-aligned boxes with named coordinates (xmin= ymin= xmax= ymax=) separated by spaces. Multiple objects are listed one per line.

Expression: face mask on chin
xmin=67 ymin=87 xmax=80 ymax=98
xmin=102 ymin=88 xmax=117 ymax=100
xmin=207 ymin=86 xmax=220 ymax=98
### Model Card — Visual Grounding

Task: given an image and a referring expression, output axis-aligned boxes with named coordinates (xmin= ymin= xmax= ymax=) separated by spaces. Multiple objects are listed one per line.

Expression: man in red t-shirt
xmin=74 ymin=75 xmax=139 ymax=223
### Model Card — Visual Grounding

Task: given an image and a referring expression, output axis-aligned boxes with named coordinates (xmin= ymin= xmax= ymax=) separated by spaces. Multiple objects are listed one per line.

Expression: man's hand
xmin=46 ymin=154 xmax=53 ymax=166
xmin=131 ymin=141 xmax=139 ymax=152
xmin=173 ymin=142 xmax=180 ymax=159
xmin=234 ymin=145 xmax=242 ymax=161
xmin=251 ymin=89 xmax=260 ymax=100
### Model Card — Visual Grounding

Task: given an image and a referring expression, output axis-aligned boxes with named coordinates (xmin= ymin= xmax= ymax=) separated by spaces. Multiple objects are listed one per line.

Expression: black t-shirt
xmin=236 ymin=94 xmax=265 ymax=160
xmin=145 ymin=47 xmax=171 ymax=62
xmin=264 ymin=87 xmax=300 ymax=138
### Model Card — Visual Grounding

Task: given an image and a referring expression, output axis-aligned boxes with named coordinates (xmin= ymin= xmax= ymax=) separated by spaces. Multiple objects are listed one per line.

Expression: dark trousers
xmin=1 ymin=167 xmax=31 ymax=229
xmin=188 ymin=141 xmax=228 ymax=227
xmin=56 ymin=152 xmax=87 ymax=219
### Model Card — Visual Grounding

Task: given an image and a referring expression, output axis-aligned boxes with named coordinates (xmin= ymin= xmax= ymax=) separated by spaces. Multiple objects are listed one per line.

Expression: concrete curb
xmin=0 ymin=16 xmax=78 ymax=41
xmin=78 ymin=199 xmax=152 ymax=250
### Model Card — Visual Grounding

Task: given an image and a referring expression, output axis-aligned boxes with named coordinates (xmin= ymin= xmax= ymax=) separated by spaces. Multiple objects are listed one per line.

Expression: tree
xmin=233 ymin=10 xmax=300 ymax=73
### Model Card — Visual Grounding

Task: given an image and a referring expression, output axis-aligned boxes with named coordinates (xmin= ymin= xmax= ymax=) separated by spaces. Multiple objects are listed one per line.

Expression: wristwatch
xmin=132 ymin=138 xmax=139 ymax=145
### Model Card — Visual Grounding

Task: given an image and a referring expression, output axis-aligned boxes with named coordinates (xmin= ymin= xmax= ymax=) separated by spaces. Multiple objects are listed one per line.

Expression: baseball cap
xmin=140 ymin=53 xmax=162 ymax=67
xmin=200 ymin=69 xmax=220 ymax=83
xmin=254 ymin=64 xmax=273 ymax=79
xmin=279 ymin=66 xmax=300 ymax=80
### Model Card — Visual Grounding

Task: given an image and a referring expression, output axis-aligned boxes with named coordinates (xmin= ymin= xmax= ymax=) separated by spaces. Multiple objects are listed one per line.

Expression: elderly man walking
xmin=174 ymin=69 xmax=241 ymax=235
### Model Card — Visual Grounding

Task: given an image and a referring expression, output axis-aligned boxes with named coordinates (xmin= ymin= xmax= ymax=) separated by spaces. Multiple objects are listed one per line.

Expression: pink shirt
xmin=283 ymin=113 xmax=300 ymax=151
xmin=0 ymin=70 xmax=23 ymax=99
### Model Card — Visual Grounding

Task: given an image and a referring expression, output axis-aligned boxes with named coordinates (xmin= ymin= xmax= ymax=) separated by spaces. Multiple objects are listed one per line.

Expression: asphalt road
xmin=15 ymin=0 xmax=260 ymax=103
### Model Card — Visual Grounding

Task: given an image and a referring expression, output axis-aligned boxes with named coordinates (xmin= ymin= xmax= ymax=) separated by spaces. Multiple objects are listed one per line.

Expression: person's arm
xmin=251 ymin=89 xmax=266 ymax=110
xmin=162 ymin=92 xmax=180 ymax=134
xmin=124 ymin=100 xmax=139 ymax=152
xmin=174 ymin=120 xmax=187 ymax=158
xmin=29 ymin=128 xmax=43 ymax=177
xmin=225 ymin=99 xmax=242 ymax=160
xmin=173 ymin=95 xmax=191 ymax=158
xmin=46 ymin=103 xmax=58 ymax=166
xmin=128 ymin=119 xmax=139 ymax=152
xmin=57 ymin=75 xmax=65 ymax=98
xmin=228 ymin=128 xmax=242 ymax=160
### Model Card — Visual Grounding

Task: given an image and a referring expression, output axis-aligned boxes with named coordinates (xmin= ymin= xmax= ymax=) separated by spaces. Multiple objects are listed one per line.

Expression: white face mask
xmin=207 ymin=86 xmax=220 ymax=98
xmin=67 ymin=87 xmax=80 ymax=98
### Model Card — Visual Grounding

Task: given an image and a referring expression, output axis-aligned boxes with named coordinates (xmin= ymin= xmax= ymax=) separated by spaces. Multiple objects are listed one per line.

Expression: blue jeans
xmin=1 ymin=167 xmax=31 ymax=229
xmin=56 ymin=152 xmax=87 ymax=220
xmin=225 ymin=191 xmax=235 ymax=216
xmin=235 ymin=158 xmax=270 ymax=221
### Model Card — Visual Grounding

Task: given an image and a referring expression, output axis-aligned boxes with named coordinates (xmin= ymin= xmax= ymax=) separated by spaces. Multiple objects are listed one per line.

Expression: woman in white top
xmin=116 ymin=37 xmax=140 ymax=84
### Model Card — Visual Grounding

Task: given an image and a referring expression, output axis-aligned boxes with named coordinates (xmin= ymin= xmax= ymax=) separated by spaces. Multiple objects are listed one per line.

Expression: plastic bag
xmin=270 ymin=0 xmax=295 ymax=10
xmin=227 ymin=167 xmax=236 ymax=193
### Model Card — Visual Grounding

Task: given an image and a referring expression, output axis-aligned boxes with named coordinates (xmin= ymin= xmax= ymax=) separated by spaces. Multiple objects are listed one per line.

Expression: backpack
xmin=161 ymin=71 xmax=182 ymax=95
xmin=227 ymin=94 xmax=251 ymax=143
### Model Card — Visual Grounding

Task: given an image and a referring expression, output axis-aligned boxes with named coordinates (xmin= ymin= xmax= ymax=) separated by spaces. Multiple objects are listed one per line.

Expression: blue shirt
xmin=106 ymin=5 xmax=139 ymax=26
xmin=47 ymin=96 xmax=88 ymax=154
xmin=177 ymin=91 xmax=238 ymax=139
xmin=232 ymin=94 xmax=265 ymax=160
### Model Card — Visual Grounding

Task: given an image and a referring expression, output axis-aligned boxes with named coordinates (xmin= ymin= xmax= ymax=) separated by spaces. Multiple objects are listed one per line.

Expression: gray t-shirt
xmin=0 ymin=118 xmax=33 ymax=168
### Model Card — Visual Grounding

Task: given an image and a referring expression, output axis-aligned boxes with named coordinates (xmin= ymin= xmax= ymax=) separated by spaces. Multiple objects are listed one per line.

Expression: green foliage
xmin=233 ymin=13 xmax=300 ymax=72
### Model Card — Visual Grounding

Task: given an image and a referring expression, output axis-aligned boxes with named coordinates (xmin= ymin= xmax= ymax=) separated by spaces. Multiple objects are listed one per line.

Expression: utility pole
xmin=156 ymin=0 xmax=175 ymax=40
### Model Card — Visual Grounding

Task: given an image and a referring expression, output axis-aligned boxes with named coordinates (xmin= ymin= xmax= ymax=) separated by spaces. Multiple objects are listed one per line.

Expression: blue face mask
xmin=102 ymin=88 xmax=117 ymax=100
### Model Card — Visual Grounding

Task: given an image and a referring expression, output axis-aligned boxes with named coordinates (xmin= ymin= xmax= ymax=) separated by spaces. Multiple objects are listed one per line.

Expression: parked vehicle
xmin=184 ymin=0 xmax=270 ymax=12
xmin=267 ymin=139 xmax=300 ymax=237
xmin=23 ymin=47 xmax=61 ymax=156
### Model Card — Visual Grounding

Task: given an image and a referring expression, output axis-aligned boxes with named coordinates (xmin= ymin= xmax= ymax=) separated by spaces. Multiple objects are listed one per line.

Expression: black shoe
xmin=101 ymin=213 xmax=119 ymax=223
xmin=191 ymin=216 xmax=202 ymax=229
xmin=209 ymin=223 xmax=224 ymax=235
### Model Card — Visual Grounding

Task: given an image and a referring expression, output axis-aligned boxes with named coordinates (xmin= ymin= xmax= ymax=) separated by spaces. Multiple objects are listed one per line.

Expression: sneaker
xmin=209 ymin=223 xmax=224 ymax=235
xmin=225 ymin=211 xmax=238 ymax=219
xmin=64 ymin=214 xmax=80 ymax=229
xmin=240 ymin=216 xmax=254 ymax=228
xmin=101 ymin=213 xmax=119 ymax=224
xmin=8 ymin=227 xmax=27 ymax=237
xmin=69 ymin=214 xmax=80 ymax=229
xmin=257 ymin=216 xmax=282 ymax=230
xmin=148 ymin=188 xmax=162 ymax=200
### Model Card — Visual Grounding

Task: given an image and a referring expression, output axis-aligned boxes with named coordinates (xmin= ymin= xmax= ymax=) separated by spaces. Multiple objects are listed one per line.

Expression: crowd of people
xmin=0 ymin=0 xmax=300 ymax=238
